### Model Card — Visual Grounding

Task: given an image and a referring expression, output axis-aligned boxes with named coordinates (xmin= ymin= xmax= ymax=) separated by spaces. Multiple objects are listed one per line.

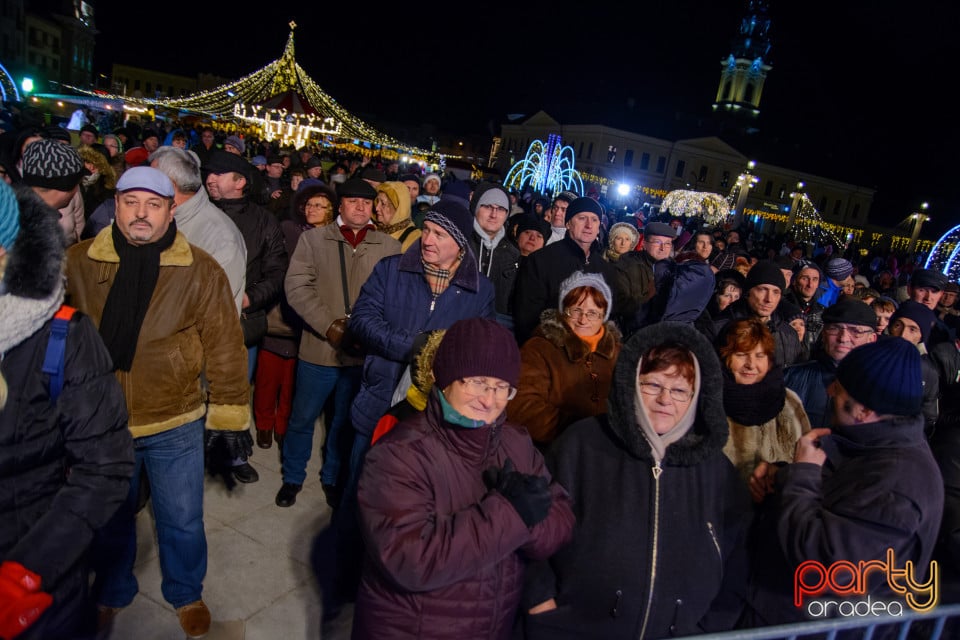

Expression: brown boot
xmin=176 ymin=599 xmax=211 ymax=639
xmin=256 ymin=429 xmax=273 ymax=449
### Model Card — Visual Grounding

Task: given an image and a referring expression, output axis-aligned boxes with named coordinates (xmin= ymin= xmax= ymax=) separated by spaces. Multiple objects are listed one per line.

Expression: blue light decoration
xmin=503 ymin=134 xmax=583 ymax=196
xmin=924 ymin=224 xmax=960 ymax=283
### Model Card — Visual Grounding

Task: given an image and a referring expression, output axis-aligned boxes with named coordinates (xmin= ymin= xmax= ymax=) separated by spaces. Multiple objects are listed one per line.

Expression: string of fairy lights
xmin=63 ymin=22 xmax=438 ymax=157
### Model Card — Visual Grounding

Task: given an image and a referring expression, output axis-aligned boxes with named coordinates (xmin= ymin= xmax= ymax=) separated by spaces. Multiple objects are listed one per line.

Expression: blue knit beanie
xmin=889 ymin=300 xmax=936 ymax=346
xmin=836 ymin=337 xmax=922 ymax=416
xmin=0 ymin=180 xmax=19 ymax=251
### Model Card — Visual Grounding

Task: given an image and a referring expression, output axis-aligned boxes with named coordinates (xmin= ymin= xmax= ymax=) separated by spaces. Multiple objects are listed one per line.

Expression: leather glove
xmin=0 ymin=561 xmax=53 ymax=640
xmin=483 ymin=458 xmax=552 ymax=528
xmin=326 ymin=318 xmax=348 ymax=349
xmin=204 ymin=429 xmax=253 ymax=491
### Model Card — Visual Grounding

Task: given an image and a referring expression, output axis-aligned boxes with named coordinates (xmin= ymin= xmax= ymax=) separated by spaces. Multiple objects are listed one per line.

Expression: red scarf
xmin=340 ymin=222 xmax=376 ymax=248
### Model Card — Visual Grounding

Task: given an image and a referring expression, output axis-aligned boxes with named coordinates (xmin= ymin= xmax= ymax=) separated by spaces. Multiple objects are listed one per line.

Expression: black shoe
xmin=256 ymin=429 xmax=272 ymax=449
xmin=322 ymin=483 xmax=343 ymax=510
xmin=232 ymin=462 xmax=259 ymax=484
xmin=276 ymin=482 xmax=302 ymax=507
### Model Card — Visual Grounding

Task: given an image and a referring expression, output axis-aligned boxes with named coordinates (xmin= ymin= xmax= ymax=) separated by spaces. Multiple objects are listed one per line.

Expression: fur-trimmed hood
xmin=534 ymin=308 xmax=621 ymax=362
xmin=1 ymin=185 xmax=64 ymax=299
xmin=606 ymin=321 xmax=728 ymax=465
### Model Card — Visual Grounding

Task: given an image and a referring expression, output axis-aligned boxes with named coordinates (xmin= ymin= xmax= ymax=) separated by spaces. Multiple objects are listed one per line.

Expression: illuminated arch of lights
xmin=0 ymin=62 xmax=20 ymax=102
xmin=503 ymin=134 xmax=583 ymax=196
xmin=925 ymin=225 xmax=960 ymax=283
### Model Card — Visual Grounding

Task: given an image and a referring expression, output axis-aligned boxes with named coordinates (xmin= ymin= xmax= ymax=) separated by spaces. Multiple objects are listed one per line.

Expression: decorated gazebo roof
xmin=69 ymin=22 xmax=426 ymax=154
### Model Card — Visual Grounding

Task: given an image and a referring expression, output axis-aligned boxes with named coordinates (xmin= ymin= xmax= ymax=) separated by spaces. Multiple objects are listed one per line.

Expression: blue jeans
xmin=93 ymin=419 xmax=206 ymax=609
xmin=281 ymin=361 xmax=360 ymax=486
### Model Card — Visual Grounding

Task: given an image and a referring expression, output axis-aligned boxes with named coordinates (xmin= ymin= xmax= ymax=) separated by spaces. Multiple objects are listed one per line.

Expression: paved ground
xmin=98 ymin=420 xmax=355 ymax=639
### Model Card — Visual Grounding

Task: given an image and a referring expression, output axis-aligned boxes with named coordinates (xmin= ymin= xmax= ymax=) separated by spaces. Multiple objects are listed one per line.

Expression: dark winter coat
xmin=215 ymin=196 xmax=288 ymax=342
xmin=522 ymin=322 xmax=751 ymax=639
xmin=468 ymin=229 xmax=520 ymax=318
xmin=0 ymin=186 xmax=133 ymax=637
xmin=784 ymin=350 xmax=838 ymax=428
xmin=609 ymin=249 xmax=657 ymax=336
xmin=783 ymin=288 xmax=825 ymax=353
xmin=744 ymin=414 xmax=944 ymax=626
xmin=348 ymin=242 xmax=495 ymax=437
xmin=512 ymin=235 xmax=614 ymax=345
xmin=352 ymin=392 xmax=575 ymax=640
xmin=506 ymin=309 xmax=620 ymax=444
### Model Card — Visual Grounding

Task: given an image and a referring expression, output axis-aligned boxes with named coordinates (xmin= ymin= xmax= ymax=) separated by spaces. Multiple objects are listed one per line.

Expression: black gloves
xmin=204 ymin=429 xmax=254 ymax=490
xmin=483 ymin=457 xmax=552 ymax=528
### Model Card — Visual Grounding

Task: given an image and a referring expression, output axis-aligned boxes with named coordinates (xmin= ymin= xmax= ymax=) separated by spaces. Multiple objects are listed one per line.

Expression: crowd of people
xmin=2 ymin=106 xmax=960 ymax=640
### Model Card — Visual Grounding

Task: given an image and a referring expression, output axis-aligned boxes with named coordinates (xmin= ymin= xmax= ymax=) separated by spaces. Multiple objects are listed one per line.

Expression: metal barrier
xmin=687 ymin=603 xmax=960 ymax=640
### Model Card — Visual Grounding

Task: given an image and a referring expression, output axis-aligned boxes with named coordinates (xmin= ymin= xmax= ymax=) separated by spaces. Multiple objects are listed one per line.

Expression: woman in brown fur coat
xmin=507 ymin=271 xmax=621 ymax=446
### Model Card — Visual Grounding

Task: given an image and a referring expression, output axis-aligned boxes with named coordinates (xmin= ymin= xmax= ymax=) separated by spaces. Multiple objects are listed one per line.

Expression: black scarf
xmin=722 ymin=363 xmax=787 ymax=426
xmin=99 ymin=220 xmax=178 ymax=371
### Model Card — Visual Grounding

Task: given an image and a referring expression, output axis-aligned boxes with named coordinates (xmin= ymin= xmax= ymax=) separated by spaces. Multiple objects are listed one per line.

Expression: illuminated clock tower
xmin=713 ymin=0 xmax=773 ymax=121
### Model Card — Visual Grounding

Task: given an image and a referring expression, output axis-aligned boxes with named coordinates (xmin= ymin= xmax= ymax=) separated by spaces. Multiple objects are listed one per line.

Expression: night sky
xmin=90 ymin=0 xmax=960 ymax=237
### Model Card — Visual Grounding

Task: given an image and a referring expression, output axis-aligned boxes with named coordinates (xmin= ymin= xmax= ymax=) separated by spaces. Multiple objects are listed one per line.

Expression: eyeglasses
xmin=645 ymin=239 xmax=671 ymax=248
xmin=564 ymin=307 xmax=603 ymax=321
xmin=479 ymin=204 xmax=508 ymax=215
xmin=459 ymin=378 xmax=517 ymax=400
xmin=304 ymin=202 xmax=332 ymax=211
xmin=638 ymin=381 xmax=694 ymax=402
xmin=822 ymin=325 xmax=875 ymax=339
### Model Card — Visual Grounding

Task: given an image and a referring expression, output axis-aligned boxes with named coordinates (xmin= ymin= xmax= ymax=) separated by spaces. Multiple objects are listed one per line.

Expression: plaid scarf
xmin=422 ymin=258 xmax=460 ymax=300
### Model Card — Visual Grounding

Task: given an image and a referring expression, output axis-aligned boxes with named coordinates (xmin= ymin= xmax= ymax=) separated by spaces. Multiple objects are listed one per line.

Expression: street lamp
xmin=907 ymin=202 xmax=930 ymax=254
xmin=786 ymin=181 xmax=805 ymax=229
xmin=732 ymin=161 xmax=759 ymax=227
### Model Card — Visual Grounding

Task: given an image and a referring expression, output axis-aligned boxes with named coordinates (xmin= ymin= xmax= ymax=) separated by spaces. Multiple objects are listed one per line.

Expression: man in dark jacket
xmin=0 ymin=182 xmax=133 ymax=640
xmin=784 ymin=298 xmax=877 ymax=427
xmin=783 ymin=259 xmax=826 ymax=353
xmin=206 ymin=150 xmax=289 ymax=483
xmin=512 ymin=197 xmax=614 ymax=345
xmin=610 ymin=220 xmax=675 ymax=337
xmin=712 ymin=260 xmax=804 ymax=367
xmin=467 ymin=182 xmax=520 ymax=330
xmin=745 ymin=338 xmax=944 ymax=626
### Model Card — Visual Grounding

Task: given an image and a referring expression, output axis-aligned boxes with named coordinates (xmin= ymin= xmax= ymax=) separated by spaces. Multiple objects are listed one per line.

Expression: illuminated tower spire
xmin=713 ymin=0 xmax=773 ymax=120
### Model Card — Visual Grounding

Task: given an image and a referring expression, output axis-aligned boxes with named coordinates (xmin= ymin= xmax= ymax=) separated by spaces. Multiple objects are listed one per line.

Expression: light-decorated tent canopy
xmin=73 ymin=22 xmax=428 ymax=154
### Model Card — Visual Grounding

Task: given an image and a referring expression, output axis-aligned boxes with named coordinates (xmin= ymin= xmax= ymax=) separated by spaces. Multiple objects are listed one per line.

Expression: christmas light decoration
xmin=661 ymin=190 xmax=730 ymax=224
xmin=504 ymin=135 xmax=583 ymax=195
xmin=924 ymin=226 xmax=960 ymax=282
xmin=64 ymin=22 xmax=432 ymax=155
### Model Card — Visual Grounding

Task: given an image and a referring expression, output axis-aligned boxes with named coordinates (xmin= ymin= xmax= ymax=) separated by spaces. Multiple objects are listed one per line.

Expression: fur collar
xmin=534 ymin=309 xmax=621 ymax=361
xmin=606 ymin=321 xmax=728 ymax=466
xmin=86 ymin=226 xmax=194 ymax=267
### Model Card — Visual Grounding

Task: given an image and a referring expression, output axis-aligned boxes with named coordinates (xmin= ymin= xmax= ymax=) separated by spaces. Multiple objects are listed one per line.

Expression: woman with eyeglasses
xmin=717 ymin=318 xmax=811 ymax=495
xmin=374 ymin=181 xmax=421 ymax=252
xmin=353 ymin=317 xmax=574 ymax=640
xmin=507 ymin=271 xmax=621 ymax=447
xmin=521 ymin=320 xmax=750 ymax=639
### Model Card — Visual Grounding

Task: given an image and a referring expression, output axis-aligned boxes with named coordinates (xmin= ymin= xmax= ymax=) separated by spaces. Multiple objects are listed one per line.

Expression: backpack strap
xmin=398 ymin=225 xmax=417 ymax=245
xmin=42 ymin=305 xmax=77 ymax=402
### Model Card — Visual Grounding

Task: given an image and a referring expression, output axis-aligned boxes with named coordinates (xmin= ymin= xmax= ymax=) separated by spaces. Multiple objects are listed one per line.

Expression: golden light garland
xmin=64 ymin=23 xmax=442 ymax=157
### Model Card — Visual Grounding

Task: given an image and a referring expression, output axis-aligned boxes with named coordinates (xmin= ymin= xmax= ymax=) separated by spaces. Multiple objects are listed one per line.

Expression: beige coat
xmin=284 ymin=224 xmax=400 ymax=367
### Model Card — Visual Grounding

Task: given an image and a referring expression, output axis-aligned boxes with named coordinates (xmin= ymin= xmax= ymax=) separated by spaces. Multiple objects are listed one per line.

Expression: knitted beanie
xmin=564 ymin=197 xmax=603 ymax=223
xmin=432 ymin=318 xmax=521 ymax=389
xmin=745 ymin=260 xmax=786 ymax=291
xmin=825 ymin=258 xmax=854 ymax=282
xmin=224 ymin=135 xmax=245 ymax=154
xmin=558 ymin=270 xmax=613 ymax=321
xmin=836 ymin=337 xmax=922 ymax=416
xmin=471 ymin=183 xmax=509 ymax=215
xmin=424 ymin=199 xmax=474 ymax=249
xmin=21 ymin=139 xmax=86 ymax=190
xmin=889 ymin=299 xmax=937 ymax=346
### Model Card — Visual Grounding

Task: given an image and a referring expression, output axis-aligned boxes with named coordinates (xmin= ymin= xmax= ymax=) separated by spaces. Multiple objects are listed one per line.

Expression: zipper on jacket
xmin=706 ymin=521 xmax=722 ymax=561
xmin=637 ymin=460 xmax=662 ymax=638
xmin=669 ymin=598 xmax=683 ymax=635
xmin=610 ymin=589 xmax=623 ymax=618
